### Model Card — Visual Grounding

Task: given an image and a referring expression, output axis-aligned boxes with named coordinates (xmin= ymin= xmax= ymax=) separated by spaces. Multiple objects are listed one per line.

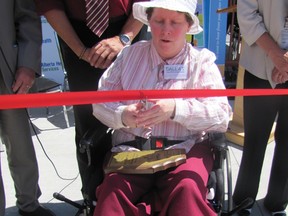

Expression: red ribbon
xmin=0 ymin=89 xmax=288 ymax=110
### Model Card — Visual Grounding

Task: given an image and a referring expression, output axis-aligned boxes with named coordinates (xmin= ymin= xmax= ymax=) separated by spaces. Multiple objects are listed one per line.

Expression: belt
xmin=116 ymin=137 xmax=184 ymax=150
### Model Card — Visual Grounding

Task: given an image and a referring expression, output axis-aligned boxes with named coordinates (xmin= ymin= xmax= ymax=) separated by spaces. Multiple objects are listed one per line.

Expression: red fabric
xmin=93 ymin=143 xmax=217 ymax=216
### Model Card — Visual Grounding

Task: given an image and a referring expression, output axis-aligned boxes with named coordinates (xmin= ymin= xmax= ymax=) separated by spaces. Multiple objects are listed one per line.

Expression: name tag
xmin=164 ymin=65 xmax=188 ymax=80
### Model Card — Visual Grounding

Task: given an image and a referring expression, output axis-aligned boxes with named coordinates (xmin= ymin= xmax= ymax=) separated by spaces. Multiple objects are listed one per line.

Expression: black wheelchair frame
xmin=54 ymin=127 xmax=252 ymax=216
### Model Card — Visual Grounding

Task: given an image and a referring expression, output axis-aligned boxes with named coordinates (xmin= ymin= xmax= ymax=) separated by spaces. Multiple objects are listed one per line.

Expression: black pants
xmin=233 ymin=71 xmax=288 ymax=212
xmin=58 ymin=17 xmax=145 ymax=202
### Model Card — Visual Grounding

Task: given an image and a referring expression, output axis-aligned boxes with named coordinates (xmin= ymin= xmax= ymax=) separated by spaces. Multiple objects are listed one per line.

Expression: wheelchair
xmin=54 ymin=126 xmax=252 ymax=216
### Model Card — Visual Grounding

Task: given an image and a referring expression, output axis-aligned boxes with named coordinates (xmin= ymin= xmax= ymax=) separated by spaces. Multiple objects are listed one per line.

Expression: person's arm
xmin=92 ymin=51 xmax=127 ymax=129
xmin=34 ymin=0 xmax=88 ymax=60
xmin=237 ymin=0 xmax=288 ymax=83
xmin=256 ymin=32 xmax=288 ymax=83
xmin=237 ymin=0 xmax=266 ymax=46
xmin=237 ymin=0 xmax=286 ymax=63
xmin=13 ymin=0 xmax=42 ymax=94
xmin=118 ymin=11 xmax=144 ymax=43
xmin=171 ymin=50 xmax=232 ymax=132
xmin=43 ymin=9 xmax=87 ymax=59
xmin=87 ymin=13 xmax=143 ymax=69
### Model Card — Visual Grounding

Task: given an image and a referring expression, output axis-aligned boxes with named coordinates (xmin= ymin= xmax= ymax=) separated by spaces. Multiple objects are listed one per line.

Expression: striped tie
xmin=85 ymin=0 xmax=109 ymax=37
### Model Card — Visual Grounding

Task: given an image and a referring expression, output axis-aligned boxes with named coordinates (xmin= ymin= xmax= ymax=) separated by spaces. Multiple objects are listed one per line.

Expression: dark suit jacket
xmin=0 ymin=0 xmax=42 ymax=94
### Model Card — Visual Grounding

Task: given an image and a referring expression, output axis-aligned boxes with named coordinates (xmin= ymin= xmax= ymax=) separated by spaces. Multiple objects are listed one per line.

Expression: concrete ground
xmin=1 ymin=104 xmax=287 ymax=216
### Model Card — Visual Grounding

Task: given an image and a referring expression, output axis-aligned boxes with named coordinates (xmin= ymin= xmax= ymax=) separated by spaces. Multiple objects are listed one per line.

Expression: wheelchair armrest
xmin=209 ymin=132 xmax=228 ymax=171
xmin=79 ymin=125 xmax=112 ymax=167
xmin=79 ymin=125 xmax=111 ymax=151
xmin=209 ymin=132 xmax=227 ymax=150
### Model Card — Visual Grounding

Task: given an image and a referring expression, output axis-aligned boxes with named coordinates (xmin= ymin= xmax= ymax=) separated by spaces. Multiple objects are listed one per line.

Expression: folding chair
xmin=30 ymin=76 xmax=70 ymax=128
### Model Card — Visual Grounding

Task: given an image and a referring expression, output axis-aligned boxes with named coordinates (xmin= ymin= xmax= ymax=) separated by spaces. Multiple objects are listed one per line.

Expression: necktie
xmin=85 ymin=0 xmax=109 ymax=37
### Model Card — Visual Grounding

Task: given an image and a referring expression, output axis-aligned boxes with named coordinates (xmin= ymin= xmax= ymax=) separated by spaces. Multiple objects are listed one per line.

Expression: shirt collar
xmin=149 ymin=41 xmax=189 ymax=70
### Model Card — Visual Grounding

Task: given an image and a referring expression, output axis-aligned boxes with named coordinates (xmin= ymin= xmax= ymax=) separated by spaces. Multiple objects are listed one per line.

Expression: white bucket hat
xmin=133 ymin=0 xmax=203 ymax=35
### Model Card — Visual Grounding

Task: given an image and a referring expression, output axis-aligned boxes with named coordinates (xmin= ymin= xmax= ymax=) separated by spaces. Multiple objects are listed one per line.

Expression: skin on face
xmin=148 ymin=8 xmax=191 ymax=60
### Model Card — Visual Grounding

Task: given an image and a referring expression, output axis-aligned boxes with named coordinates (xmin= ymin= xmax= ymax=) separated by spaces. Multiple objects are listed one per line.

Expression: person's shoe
xmin=19 ymin=205 xmax=56 ymax=216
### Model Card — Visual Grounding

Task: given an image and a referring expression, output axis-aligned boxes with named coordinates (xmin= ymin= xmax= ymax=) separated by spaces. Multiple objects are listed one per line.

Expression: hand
xmin=272 ymin=67 xmax=288 ymax=83
xmin=136 ymin=99 xmax=176 ymax=128
xmin=12 ymin=67 xmax=35 ymax=94
xmin=87 ymin=36 xmax=124 ymax=69
xmin=121 ymin=102 xmax=143 ymax=128
xmin=269 ymin=50 xmax=288 ymax=78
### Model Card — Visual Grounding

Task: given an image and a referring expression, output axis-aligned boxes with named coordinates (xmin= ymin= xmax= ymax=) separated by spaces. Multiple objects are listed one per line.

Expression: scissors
xmin=140 ymin=98 xmax=149 ymax=110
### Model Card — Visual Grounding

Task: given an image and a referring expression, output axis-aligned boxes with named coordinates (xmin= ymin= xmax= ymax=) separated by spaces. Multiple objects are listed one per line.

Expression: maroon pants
xmin=94 ymin=143 xmax=216 ymax=216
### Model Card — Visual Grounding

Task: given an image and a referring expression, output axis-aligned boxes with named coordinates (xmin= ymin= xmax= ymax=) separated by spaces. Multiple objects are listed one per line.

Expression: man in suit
xmin=0 ymin=0 xmax=55 ymax=215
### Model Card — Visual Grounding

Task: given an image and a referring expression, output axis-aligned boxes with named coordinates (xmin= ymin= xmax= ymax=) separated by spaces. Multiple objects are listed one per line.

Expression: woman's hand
xmin=269 ymin=50 xmax=288 ymax=83
xmin=121 ymin=102 xmax=144 ymax=128
xmin=272 ymin=67 xmax=288 ymax=83
xmin=136 ymin=99 xmax=176 ymax=128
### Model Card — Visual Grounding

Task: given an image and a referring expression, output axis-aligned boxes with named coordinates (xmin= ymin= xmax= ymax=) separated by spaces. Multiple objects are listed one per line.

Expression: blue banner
xmin=204 ymin=0 xmax=228 ymax=66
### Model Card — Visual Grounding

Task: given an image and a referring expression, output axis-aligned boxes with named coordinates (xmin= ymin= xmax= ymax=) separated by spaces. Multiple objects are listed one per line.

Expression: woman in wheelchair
xmin=92 ymin=0 xmax=232 ymax=215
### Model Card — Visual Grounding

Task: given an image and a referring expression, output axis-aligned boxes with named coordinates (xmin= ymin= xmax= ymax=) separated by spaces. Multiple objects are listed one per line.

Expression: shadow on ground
xmin=28 ymin=106 xmax=75 ymax=134
xmin=5 ymin=200 xmax=84 ymax=216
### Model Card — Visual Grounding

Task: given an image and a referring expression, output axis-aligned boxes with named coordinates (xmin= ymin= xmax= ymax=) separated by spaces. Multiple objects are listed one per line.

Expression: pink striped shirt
xmin=93 ymin=41 xmax=232 ymax=150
